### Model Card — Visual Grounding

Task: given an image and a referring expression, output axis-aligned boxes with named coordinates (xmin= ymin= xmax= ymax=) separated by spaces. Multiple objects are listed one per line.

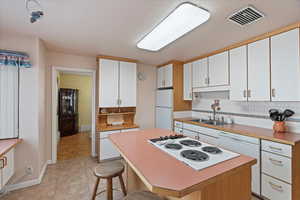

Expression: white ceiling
xmin=1 ymin=0 xmax=300 ymax=65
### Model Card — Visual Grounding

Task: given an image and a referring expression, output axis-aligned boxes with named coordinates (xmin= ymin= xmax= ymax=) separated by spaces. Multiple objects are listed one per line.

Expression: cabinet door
xmin=119 ymin=61 xmax=137 ymax=107
xmin=2 ymin=148 xmax=14 ymax=186
xmin=248 ymin=38 xmax=270 ymax=101
xmin=174 ymin=127 xmax=183 ymax=134
xmin=230 ymin=46 xmax=248 ymax=101
xmin=164 ymin=64 xmax=173 ymax=88
xmin=182 ymin=129 xmax=198 ymax=139
xmin=157 ymin=67 xmax=164 ymax=88
xmin=271 ymin=28 xmax=300 ymax=101
xmin=155 ymin=107 xmax=172 ymax=130
xmin=99 ymin=59 xmax=119 ymax=107
xmin=183 ymin=63 xmax=192 ymax=100
xmin=99 ymin=130 xmax=120 ymax=161
xmin=208 ymin=51 xmax=229 ymax=86
xmin=192 ymin=58 xmax=208 ymax=88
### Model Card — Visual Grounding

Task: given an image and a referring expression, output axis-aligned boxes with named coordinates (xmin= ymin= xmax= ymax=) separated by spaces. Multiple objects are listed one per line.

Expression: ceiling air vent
xmin=228 ymin=6 xmax=264 ymax=26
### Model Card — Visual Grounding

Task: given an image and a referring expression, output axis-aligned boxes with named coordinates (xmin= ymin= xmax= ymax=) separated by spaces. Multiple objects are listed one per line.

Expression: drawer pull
xmin=269 ymin=181 xmax=284 ymax=192
xmin=269 ymin=158 xmax=283 ymax=166
xmin=269 ymin=146 xmax=283 ymax=151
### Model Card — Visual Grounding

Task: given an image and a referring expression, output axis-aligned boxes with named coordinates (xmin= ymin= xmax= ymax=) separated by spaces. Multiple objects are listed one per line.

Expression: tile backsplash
xmin=191 ymin=91 xmax=300 ymax=133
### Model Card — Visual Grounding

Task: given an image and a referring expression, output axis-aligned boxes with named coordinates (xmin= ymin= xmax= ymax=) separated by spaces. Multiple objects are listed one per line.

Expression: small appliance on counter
xmin=269 ymin=109 xmax=295 ymax=133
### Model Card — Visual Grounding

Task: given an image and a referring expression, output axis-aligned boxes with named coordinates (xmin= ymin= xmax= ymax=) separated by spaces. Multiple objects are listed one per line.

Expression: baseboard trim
xmin=6 ymin=160 xmax=51 ymax=192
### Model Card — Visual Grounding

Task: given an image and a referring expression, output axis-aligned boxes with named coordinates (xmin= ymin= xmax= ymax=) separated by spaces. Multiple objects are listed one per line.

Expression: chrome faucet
xmin=211 ymin=100 xmax=221 ymax=121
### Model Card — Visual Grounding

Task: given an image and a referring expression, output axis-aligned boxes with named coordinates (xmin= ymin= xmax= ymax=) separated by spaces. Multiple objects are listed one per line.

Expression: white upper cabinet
xmin=99 ymin=59 xmax=137 ymax=107
xmin=230 ymin=46 xmax=248 ymax=101
xmin=208 ymin=51 xmax=229 ymax=86
xmin=119 ymin=61 xmax=137 ymax=107
xmin=99 ymin=59 xmax=119 ymax=107
xmin=271 ymin=28 xmax=300 ymax=101
xmin=183 ymin=63 xmax=192 ymax=100
xmin=164 ymin=64 xmax=173 ymax=88
xmin=157 ymin=67 xmax=164 ymax=88
xmin=157 ymin=64 xmax=173 ymax=88
xmin=192 ymin=58 xmax=208 ymax=88
xmin=248 ymin=38 xmax=270 ymax=101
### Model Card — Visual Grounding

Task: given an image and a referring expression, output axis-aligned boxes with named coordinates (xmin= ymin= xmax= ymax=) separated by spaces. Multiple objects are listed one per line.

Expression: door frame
xmin=51 ymin=66 xmax=97 ymax=163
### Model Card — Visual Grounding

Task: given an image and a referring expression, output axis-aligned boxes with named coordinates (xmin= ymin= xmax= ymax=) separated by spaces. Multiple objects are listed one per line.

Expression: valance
xmin=0 ymin=50 xmax=32 ymax=68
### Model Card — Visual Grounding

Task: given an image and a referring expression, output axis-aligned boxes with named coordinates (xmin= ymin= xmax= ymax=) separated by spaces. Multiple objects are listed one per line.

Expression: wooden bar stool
xmin=123 ymin=191 xmax=163 ymax=200
xmin=92 ymin=161 xmax=127 ymax=200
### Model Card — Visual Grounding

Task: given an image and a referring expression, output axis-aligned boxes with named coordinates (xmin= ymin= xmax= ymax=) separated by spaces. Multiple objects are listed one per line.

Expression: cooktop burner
xmin=202 ymin=146 xmax=222 ymax=154
xmin=181 ymin=150 xmax=209 ymax=162
xmin=165 ymin=143 xmax=182 ymax=150
xmin=180 ymin=140 xmax=201 ymax=147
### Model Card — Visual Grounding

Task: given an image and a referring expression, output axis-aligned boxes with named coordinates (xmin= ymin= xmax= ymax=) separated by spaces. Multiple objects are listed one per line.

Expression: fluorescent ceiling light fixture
xmin=137 ymin=3 xmax=210 ymax=51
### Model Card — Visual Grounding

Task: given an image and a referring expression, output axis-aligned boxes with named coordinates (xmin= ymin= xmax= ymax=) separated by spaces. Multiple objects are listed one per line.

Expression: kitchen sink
xmin=189 ymin=119 xmax=226 ymax=126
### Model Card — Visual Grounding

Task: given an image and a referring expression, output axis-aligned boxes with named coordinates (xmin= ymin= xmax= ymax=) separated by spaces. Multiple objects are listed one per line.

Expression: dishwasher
xmin=218 ymin=131 xmax=261 ymax=196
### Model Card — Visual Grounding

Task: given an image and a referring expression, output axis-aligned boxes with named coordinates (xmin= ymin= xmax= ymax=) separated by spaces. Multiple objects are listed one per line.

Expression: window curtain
xmin=0 ymin=50 xmax=32 ymax=139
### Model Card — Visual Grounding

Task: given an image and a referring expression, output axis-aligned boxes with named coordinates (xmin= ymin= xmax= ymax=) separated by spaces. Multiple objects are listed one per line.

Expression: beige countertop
xmin=109 ymin=128 xmax=256 ymax=197
xmin=175 ymin=117 xmax=300 ymax=145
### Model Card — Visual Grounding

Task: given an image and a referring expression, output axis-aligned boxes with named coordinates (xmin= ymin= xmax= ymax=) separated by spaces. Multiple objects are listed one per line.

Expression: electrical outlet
xmin=25 ymin=166 xmax=33 ymax=175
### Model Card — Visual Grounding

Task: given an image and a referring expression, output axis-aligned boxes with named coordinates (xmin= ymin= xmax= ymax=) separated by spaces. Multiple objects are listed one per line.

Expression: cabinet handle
xmin=207 ymin=77 xmax=210 ymax=85
xmin=269 ymin=158 xmax=283 ymax=166
xmin=272 ymin=88 xmax=276 ymax=97
xmin=0 ymin=158 xmax=4 ymax=169
xmin=243 ymin=90 xmax=247 ymax=98
xmin=247 ymin=90 xmax=251 ymax=98
xmin=269 ymin=146 xmax=282 ymax=151
xmin=269 ymin=181 xmax=283 ymax=192
xmin=3 ymin=156 xmax=7 ymax=167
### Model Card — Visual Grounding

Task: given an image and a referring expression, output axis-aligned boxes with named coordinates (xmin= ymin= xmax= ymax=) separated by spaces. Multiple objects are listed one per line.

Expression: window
xmin=0 ymin=50 xmax=31 ymax=139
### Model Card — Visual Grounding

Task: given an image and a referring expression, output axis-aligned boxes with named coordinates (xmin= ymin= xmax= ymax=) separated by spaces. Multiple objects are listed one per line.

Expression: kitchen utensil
xmin=269 ymin=109 xmax=280 ymax=121
xmin=282 ymin=109 xmax=295 ymax=120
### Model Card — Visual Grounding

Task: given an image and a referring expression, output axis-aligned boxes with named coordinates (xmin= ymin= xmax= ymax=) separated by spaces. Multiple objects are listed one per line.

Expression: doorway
xmin=52 ymin=67 xmax=96 ymax=163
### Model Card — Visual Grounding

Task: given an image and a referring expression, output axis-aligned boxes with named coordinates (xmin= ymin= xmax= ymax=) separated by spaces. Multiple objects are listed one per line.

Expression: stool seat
xmin=124 ymin=191 xmax=163 ymax=200
xmin=94 ymin=161 xmax=124 ymax=178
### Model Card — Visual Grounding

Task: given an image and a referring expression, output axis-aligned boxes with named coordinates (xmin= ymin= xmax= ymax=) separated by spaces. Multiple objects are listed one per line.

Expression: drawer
xmin=183 ymin=123 xmax=198 ymax=132
xmin=262 ymin=174 xmax=291 ymax=200
xmin=262 ymin=140 xmax=292 ymax=157
xmin=198 ymin=133 xmax=218 ymax=145
xmin=100 ymin=130 xmax=120 ymax=139
xmin=262 ymin=151 xmax=291 ymax=183
xmin=198 ymin=126 xmax=219 ymax=138
xmin=174 ymin=127 xmax=183 ymax=134
xmin=174 ymin=121 xmax=183 ymax=128
xmin=121 ymin=128 xmax=139 ymax=132
xmin=182 ymin=129 xmax=198 ymax=139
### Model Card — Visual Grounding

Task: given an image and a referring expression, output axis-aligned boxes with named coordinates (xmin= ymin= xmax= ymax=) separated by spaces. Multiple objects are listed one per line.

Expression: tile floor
xmin=57 ymin=132 xmax=91 ymax=160
xmin=2 ymin=155 xmax=261 ymax=200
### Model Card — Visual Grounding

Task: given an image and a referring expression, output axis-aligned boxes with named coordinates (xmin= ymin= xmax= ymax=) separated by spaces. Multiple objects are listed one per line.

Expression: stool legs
xmin=107 ymin=178 xmax=113 ymax=200
xmin=118 ymin=174 xmax=127 ymax=196
xmin=92 ymin=177 xmax=100 ymax=200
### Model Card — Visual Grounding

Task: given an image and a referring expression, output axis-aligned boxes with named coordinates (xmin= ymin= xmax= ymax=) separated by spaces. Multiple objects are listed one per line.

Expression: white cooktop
xmin=149 ymin=137 xmax=240 ymax=171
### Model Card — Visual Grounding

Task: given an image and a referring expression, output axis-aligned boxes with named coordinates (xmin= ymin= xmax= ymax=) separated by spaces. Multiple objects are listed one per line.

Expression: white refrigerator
xmin=155 ymin=89 xmax=173 ymax=130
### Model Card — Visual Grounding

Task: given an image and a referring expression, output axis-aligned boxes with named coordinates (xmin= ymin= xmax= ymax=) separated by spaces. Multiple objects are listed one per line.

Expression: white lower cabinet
xmin=0 ymin=148 xmax=15 ymax=190
xmin=182 ymin=129 xmax=198 ymax=139
xmin=197 ymin=133 xmax=218 ymax=145
xmin=99 ymin=128 xmax=139 ymax=161
xmin=174 ymin=127 xmax=183 ymax=134
xmin=262 ymin=174 xmax=291 ymax=200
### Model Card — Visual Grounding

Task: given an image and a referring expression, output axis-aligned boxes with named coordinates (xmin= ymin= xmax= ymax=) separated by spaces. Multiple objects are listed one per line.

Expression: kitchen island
xmin=109 ymin=128 xmax=256 ymax=200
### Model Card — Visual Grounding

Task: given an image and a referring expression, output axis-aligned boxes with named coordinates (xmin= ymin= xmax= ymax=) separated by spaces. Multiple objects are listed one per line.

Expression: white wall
xmin=0 ymin=32 xmax=47 ymax=184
